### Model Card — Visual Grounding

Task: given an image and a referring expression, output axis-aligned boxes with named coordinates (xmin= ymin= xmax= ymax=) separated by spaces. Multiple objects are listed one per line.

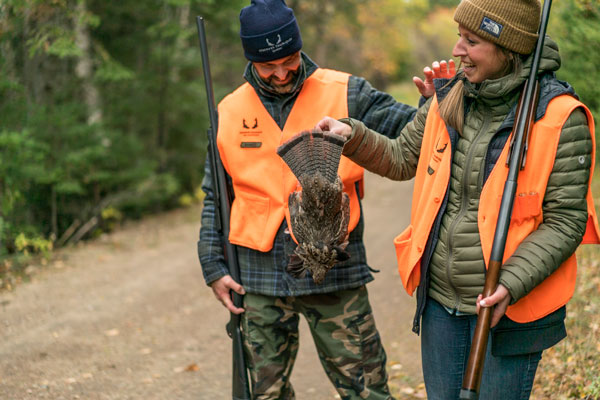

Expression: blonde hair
xmin=438 ymin=77 xmax=466 ymax=135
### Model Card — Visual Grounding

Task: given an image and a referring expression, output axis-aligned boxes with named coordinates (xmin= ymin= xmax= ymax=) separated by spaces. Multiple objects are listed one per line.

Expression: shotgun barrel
xmin=196 ymin=16 xmax=251 ymax=400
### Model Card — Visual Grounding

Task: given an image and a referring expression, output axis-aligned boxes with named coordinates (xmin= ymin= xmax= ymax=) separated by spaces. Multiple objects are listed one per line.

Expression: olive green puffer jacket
xmin=342 ymin=38 xmax=592 ymax=314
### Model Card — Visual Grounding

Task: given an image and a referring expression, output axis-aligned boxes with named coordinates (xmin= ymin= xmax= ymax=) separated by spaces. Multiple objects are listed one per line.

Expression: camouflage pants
xmin=241 ymin=286 xmax=393 ymax=400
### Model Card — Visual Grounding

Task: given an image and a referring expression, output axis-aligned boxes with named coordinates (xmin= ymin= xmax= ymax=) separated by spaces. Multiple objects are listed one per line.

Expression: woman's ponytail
xmin=438 ymin=77 xmax=466 ymax=135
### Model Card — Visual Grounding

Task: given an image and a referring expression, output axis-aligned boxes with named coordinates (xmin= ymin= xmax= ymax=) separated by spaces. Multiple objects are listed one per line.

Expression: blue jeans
xmin=421 ymin=298 xmax=542 ymax=400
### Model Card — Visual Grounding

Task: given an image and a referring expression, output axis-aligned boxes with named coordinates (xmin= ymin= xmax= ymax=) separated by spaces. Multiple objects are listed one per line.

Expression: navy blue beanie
xmin=239 ymin=0 xmax=302 ymax=62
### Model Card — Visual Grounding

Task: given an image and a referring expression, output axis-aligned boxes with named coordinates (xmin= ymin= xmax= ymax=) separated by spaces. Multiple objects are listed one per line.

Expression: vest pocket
xmin=510 ymin=192 xmax=541 ymax=225
xmin=394 ymin=225 xmax=413 ymax=260
xmin=394 ymin=225 xmax=420 ymax=292
xmin=229 ymin=190 xmax=270 ymax=250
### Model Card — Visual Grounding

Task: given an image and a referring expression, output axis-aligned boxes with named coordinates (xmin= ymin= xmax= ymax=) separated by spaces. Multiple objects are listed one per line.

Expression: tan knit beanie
xmin=454 ymin=0 xmax=541 ymax=54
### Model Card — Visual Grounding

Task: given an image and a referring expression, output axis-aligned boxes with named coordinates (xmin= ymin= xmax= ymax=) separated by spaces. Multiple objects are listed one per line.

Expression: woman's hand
xmin=476 ymin=284 xmax=511 ymax=328
xmin=315 ymin=116 xmax=352 ymax=139
xmin=413 ymin=59 xmax=456 ymax=99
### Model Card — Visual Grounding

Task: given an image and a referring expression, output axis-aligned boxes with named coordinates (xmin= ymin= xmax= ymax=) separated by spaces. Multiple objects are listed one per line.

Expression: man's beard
xmin=263 ymin=69 xmax=300 ymax=94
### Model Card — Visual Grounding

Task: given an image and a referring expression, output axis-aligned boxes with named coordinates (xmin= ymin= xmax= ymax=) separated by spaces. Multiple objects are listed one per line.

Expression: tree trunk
xmin=74 ymin=0 xmax=102 ymax=125
xmin=171 ymin=4 xmax=190 ymax=83
xmin=23 ymin=6 xmax=46 ymax=114
xmin=156 ymin=2 xmax=190 ymax=170
xmin=0 ymin=4 xmax=17 ymax=87
xmin=156 ymin=55 xmax=168 ymax=171
xmin=51 ymin=185 xmax=58 ymax=241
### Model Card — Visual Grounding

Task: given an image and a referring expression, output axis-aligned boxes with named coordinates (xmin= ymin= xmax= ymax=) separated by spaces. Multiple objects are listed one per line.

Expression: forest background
xmin=0 ymin=0 xmax=599 ymax=398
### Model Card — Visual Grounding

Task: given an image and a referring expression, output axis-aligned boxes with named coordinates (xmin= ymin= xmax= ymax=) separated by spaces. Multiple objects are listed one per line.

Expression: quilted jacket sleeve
xmin=341 ymin=97 xmax=432 ymax=181
xmin=347 ymin=76 xmax=417 ymax=139
xmin=499 ymin=108 xmax=592 ymax=302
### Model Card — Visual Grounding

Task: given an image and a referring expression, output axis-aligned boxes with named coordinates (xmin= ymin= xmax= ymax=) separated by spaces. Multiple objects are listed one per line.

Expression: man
xmin=198 ymin=0 xmax=445 ymax=398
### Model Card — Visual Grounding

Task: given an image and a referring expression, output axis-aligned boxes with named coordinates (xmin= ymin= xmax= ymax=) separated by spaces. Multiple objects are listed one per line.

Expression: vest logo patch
xmin=240 ymin=117 xmax=261 ymax=136
xmin=480 ymin=16 xmax=503 ymax=38
xmin=243 ymin=118 xmax=258 ymax=130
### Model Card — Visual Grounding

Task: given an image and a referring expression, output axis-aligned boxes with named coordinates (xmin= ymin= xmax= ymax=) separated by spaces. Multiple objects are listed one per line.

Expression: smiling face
xmin=452 ymin=25 xmax=510 ymax=83
xmin=252 ymin=51 xmax=302 ymax=94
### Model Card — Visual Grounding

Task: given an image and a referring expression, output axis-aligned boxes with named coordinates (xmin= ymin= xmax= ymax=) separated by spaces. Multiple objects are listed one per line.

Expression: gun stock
xmin=196 ymin=16 xmax=251 ymax=400
xmin=459 ymin=2 xmax=553 ymax=399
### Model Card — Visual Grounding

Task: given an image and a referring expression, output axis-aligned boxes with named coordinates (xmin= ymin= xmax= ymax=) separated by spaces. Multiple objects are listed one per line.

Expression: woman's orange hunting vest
xmin=394 ymin=94 xmax=600 ymax=323
xmin=216 ymin=68 xmax=364 ymax=252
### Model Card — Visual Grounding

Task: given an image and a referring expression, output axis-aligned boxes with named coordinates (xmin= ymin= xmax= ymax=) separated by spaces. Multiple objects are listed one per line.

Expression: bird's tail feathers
xmin=277 ymin=130 xmax=345 ymax=184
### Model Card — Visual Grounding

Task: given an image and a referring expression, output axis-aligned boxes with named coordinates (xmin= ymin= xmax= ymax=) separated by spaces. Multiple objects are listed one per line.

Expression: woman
xmin=317 ymin=0 xmax=599 ymax=398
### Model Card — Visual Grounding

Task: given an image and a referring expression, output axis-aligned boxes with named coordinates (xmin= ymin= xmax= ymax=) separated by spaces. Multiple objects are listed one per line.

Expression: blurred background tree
xmin=0 ymin=0 xmax=598 ymax=261
xmin=548 ymin=0 xmax=600 ymax=117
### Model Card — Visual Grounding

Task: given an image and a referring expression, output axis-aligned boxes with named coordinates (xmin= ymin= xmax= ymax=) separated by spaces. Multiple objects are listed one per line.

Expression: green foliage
xmin=1 ymin=0 xmax=599 ymax=262
xmin=14 ymin=233 xmax=53 ymax=257
xmin=117 ymin=173 xmax=181 ymax=218
xmin=94 ymin=60 xmax=135 ymax=82
xmin=100 ymin=206 xmax=123 ymax=232
xmin=412 ymin=7 xmax=457 ymax=78
xmin=0 ymin=129 xmax=45 ymax=252
xmin=0 ymin=0 xmax=250 ymax=257
xmin=549 ymin=0 xmax=600 ymax=118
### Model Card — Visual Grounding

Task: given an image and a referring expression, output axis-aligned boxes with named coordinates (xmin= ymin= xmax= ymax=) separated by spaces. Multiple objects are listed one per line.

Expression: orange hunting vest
xmin=394 ymin=94 xmax=600 ymax=323
xmin=216 ymin=68 xmax=364 ymax=252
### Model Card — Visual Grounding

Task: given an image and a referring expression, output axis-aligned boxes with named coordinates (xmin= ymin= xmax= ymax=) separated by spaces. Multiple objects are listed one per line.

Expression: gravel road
xmin=0 ymin=172 xmax=424 ymax=399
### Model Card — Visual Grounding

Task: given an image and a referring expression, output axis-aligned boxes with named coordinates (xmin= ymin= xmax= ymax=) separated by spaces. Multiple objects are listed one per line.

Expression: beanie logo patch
xmin=259 ymin=34 xmax=293 ymax=55
xmin=480 ymin=16 xmax=503 ymax=38
xmin=266 ymin=34 xmax=282 ymax=47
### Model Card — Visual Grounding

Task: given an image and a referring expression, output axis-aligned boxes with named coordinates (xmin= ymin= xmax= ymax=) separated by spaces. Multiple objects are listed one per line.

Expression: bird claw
xmin=286 ymin=253 xmax=306 ymax=278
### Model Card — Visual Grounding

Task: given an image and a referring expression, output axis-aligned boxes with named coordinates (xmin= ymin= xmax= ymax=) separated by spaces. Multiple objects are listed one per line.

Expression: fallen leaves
xmin=387 ymin=359 xmax=426 ymax=399
xmin=173 ymin=363 xmax=199 ymax=373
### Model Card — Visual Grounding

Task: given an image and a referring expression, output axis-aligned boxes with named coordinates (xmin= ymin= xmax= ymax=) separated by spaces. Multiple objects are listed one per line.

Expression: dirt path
xmin=0 ymin=172 xmax=423 ymax=400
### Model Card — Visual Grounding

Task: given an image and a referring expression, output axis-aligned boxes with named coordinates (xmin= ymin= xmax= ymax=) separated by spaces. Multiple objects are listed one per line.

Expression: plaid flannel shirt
xmin=198 ymin=53 xmax=416 ymax=296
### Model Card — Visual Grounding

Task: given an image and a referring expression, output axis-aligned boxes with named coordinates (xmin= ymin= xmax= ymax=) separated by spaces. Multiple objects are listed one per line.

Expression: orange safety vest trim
xmin=217 ymin=68 xmax=364 ymax=252
xmin=394 ymin=94 xmax=600 ymax=323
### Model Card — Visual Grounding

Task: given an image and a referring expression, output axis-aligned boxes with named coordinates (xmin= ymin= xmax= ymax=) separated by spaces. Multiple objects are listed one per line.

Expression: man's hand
xmin=315 ymin=116 xmax=352 ymax=139
xmin=210 ymin=275 xmax=246 ymax=314
xmin=413 ymin=59 xmax=456 ymax=99
xmin=476 ymin=284 xmax=511 ymax=328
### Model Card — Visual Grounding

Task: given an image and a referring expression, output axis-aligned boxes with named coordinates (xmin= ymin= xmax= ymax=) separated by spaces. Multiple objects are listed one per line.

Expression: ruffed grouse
xmin=277 ymin=130 xmax=350 ymax=284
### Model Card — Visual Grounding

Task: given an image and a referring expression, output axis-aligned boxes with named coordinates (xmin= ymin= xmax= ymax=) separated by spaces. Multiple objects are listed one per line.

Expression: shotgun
xmin=459 ymin=2 xmax=553 ymax=399
xmin=196 ymin=16 xmax=251 ymax=400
